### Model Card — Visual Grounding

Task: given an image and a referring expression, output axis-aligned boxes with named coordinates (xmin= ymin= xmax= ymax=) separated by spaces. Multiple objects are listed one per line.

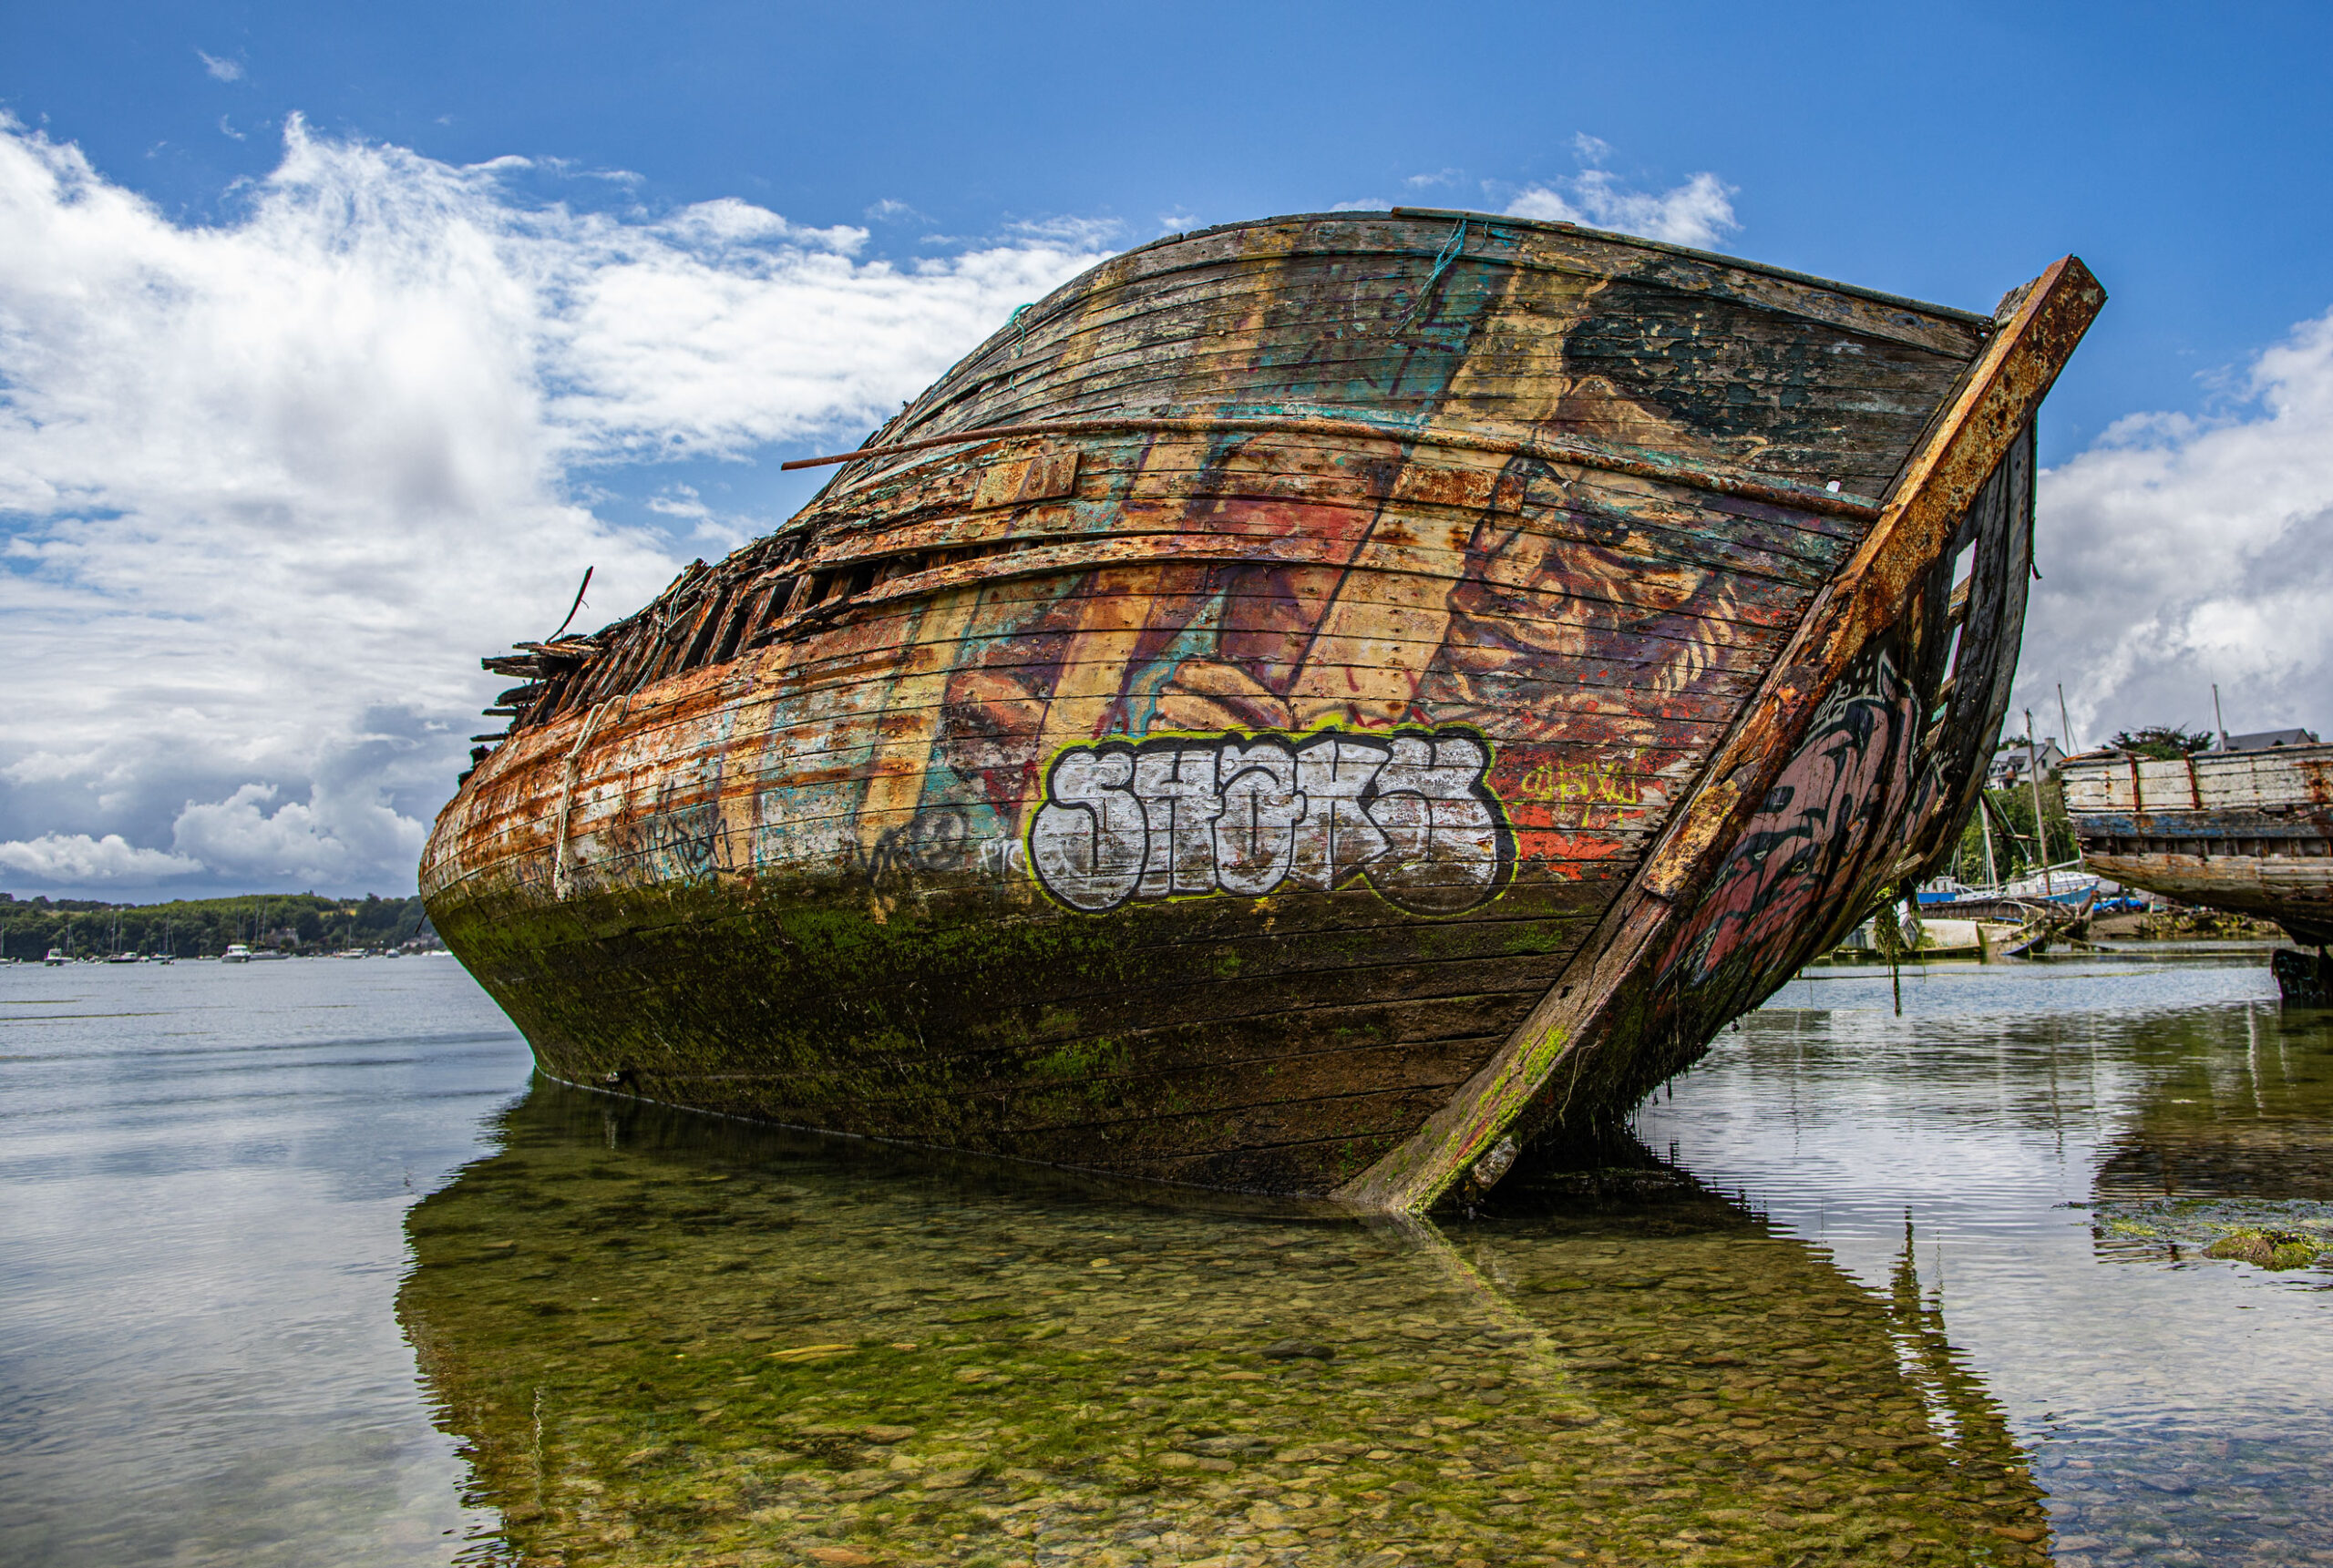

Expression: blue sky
xmin=4 ymin=1 xmax=2331 ymax=897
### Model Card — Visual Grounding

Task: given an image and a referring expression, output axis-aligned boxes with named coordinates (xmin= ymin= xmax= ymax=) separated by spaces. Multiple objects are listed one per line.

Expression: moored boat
xmin=423 ymin=210 xmax=2102 ymax=1210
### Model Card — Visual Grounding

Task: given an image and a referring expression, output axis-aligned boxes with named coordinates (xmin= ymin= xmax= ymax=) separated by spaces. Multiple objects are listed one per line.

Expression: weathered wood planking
xmin=424 ymin=211 xmax=2099 ymax=1207
xmin=2063 ymin=743 xmax=2333 ymax=944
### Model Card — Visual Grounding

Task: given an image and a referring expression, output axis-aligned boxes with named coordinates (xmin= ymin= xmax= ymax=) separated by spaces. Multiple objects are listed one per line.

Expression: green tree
xmin=0 ymin=891 xmax=437 ymax=958
xmin=1950 ymin=781 xmax=2076 ymax=885
xmin=2110 ymin=724 xmax=2215 ymax=760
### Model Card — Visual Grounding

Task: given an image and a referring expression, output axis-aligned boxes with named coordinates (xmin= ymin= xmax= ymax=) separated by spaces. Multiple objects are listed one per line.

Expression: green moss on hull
xmin=427 ymin=874 xmax=1597 ymax=1195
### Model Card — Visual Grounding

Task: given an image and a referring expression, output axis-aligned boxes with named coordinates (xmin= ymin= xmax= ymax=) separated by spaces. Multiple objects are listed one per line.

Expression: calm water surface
xmin=2 ymin=951 xmax=2327 ymax=1567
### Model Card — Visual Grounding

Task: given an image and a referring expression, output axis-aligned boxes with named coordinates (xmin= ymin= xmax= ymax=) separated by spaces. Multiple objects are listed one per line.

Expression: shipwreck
xmin=2062 ymin=741 xmax=2333 ymax=998
xmin=421 ymin=210 xmax=2102 ymax=1211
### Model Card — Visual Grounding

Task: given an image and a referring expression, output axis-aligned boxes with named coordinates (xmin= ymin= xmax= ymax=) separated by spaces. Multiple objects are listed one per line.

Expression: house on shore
xmin=1989 ymin=737 xmax=2067 ymax=789
xmin=2221 ymin=727 xmax=2321 ymax=753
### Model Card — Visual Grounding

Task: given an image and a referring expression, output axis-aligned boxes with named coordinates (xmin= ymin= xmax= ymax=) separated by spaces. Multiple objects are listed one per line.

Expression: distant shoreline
xmin=0 ymin=890 xmax=436 ymax=960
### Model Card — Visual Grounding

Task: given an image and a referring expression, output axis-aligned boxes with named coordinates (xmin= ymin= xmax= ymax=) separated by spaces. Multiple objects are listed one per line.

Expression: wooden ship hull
xmin=2063 ymin=744 xmax=2333 ymax=947
xmin=420 ymin=210 xmax=2102 ymax=1211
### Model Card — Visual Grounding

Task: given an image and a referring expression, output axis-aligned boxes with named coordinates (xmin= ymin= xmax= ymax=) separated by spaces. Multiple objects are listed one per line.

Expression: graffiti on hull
xmin=1660 ymin=648 xmax=1917 ymax=991
xmin=1028 ymin=727 xmax=1514 ymax=916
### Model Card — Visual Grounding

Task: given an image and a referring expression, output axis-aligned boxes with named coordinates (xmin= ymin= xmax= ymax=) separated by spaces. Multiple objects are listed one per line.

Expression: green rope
xmin=1870 ymin=880 xmax=1923 ymax=1016
xmin=1390 ymin=217 xmax=1469 ymax=337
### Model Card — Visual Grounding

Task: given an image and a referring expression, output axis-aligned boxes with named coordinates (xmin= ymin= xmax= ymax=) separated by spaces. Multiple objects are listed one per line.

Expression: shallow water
xmin=1 ymin=951 xmax=2327 ymax=1567
xmin=1639 ymin=956 xmax=2333 ymax=1567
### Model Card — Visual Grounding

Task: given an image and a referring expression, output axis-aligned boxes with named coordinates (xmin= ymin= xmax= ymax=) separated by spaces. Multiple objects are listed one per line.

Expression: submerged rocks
xmin=397 ymin=1087 xmax=2066 ymax=1568
xmin=1261 ymin=1338 xmax=1337 ymax=1361
xmin=2093 ymin=1198 xmax=2333 ymax=1271
xmin=2203 ymin=1228 xmax=2326 ymax=1270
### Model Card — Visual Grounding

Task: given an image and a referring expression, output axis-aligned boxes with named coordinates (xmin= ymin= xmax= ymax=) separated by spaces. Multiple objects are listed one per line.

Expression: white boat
xmin=221 ymin=944 xmax=253 ymax=964
xmin=1996 ymin=865 xmax=2102 ymax=904
xmin=43 ymin=948 xmax=67 ymax=967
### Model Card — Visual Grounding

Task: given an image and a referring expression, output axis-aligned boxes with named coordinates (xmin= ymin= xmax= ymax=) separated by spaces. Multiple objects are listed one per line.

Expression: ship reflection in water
xmin=400 ymin=1089 xmax=2050 ymax=1567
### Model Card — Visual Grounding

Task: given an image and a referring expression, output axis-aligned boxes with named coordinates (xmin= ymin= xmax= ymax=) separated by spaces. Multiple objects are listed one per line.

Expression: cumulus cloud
xmin=2019 ymin=313 xmax=2333 ymax=748
xmin=0 ymin=833 xmax=201 ymax=883
xmin=0 ymin=115 xmax=1106 ymax=897
xmin=1506 ymin=169 xmax=1737 ymax=250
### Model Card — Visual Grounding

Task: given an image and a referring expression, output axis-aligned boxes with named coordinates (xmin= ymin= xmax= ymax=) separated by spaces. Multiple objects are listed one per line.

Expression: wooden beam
xmin=776 ymin=412 xmax=1886 ymax=521
xmin=1332 ymin=256 xmax=2106 ymax=1215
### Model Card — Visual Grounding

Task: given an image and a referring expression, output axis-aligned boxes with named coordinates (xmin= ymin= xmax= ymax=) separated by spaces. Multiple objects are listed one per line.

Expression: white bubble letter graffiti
xmin=1031 ymin=749 xmax=1146 ymax=910
xmin=1215 ymin=740 xmax=1304 ymax=896
xmin=1133 ymin=746 xmax=1226 ymax=897
xmin=1287 ymin=737 xmax=1393 ymax=891
xmin=1366 ymin=734 xmax=1503 ymax=911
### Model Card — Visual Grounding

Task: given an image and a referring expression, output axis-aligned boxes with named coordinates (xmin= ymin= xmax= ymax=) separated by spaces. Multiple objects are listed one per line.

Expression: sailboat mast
xmin=1980 ymin=786 xmax=1999 ymax=891
xmin=2026 ymin=709 xmax=2052 ymax=898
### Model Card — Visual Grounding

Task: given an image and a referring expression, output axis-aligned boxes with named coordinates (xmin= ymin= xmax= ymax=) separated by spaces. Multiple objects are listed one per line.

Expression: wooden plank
xmin=798 ymin=480 xmax=1853 ymax=593
xmin=788 ymin=411 xmax=1887 ymax=522
xmin=1029 ymin=211 xmax=1989 ymax=357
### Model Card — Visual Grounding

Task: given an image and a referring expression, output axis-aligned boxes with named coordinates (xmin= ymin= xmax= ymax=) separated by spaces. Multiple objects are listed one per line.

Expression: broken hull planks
xmin=423 ymin=211 xmax=2102 ymax=1210
xmin=2064 ymin=743 xmax=2333 ymax=946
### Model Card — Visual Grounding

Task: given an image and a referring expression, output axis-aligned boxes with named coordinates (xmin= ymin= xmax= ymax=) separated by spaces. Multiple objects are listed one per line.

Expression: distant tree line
xmin=0 ymin=892 xmax=433 ymax=959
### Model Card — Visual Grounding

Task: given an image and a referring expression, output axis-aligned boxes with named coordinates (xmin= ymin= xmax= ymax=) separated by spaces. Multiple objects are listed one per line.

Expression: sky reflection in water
xmin=0 ymin=952 xmax=2326 ymax=1567
xmin=1642 ymin=955 xmax=2333 ymax=1565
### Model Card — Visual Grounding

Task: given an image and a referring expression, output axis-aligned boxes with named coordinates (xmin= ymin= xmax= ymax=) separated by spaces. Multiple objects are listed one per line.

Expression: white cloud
xmin=0 ymin=115 xmax=1107 ymax=896
xmin=1330 ymin=198 xmax=1392 ymax=213
xmin=172 ymin=782 xmax=425 ymax=886
xmin=542 ymin=200 xmax=1092 ymax=462
xmin=197 ymin=51 xmax=243 ymax=83
xmin=0 ymin=833 xmax=201 ymax=883
xmin=1505 ymin=169 xmax=1737 ymax=250
xmin=2019 ymin=312 xmax=2333 ymax=748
